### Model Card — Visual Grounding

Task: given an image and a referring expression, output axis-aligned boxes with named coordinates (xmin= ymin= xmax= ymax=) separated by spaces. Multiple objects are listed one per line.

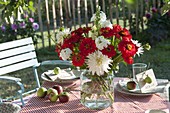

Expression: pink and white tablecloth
xmin=20 ymin=78 xmax=170 ymax=113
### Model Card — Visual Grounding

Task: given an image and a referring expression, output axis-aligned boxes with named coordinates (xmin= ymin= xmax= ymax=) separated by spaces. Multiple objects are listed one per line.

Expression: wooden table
xmin=20 ymin=78 xmax=170 ymax=113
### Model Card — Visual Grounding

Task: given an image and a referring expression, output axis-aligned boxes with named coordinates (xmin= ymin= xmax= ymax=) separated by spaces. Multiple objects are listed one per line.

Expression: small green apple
xmin=37 ymin=87 xmax=47 ymax=98
xmin=47 ymin=88 xmax=54 ymax=95
xmin=47 ymin=88 xmax=58 ymax=96
xmin=53 ymin=67 xmax=61 ymax=75
xmin=49 ymin=92 xmax=59 ymax=102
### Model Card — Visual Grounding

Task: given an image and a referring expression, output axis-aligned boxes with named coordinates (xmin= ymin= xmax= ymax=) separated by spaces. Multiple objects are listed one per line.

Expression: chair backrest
xmin=0 ymin=38 xmax=38 ymax=75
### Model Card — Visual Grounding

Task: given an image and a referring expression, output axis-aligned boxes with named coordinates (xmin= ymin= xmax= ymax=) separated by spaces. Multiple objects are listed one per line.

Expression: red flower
xmin=122 ymin=34 xmax=132 ymax=42
xmin=112 ymin=24 xmax=122 ymax=33
xmin=101 ymin=45 xmax=116 ymax=58
xmin=61 ymin=40 xmax=74 ymax=51
xmin=100 ymin=27 xmax=114 ymax=38
xmin=79 ymin=38 xmax=97 ymax=56
xmin=112 ymin=24 xmax=122 ymax=38
xmin=67 ymin=33 xmax=83 ymax=44
xmin=123 ymin=56 xmax=134 ymax=64
xmin=118 ymin=41 xmax=137 ymax=57
xmin=82 ymin=27 xmax=91 ymax=34
xmin=72 ymin=54 xmax=85 ymax=66
xmin=119 ymin=28 xmax=130 ymax=36
xmin=72 ymin=28 xmax=83 ymax=35
xmin=72 ymin=27 xmax=91 ymax=35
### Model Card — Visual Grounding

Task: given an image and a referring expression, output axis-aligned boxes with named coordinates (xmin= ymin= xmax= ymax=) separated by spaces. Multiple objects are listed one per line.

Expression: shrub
xmin=0 ymin=15 xmax=41 ymax=44
xmin=137 ymin=8 xmax=170 ymax=45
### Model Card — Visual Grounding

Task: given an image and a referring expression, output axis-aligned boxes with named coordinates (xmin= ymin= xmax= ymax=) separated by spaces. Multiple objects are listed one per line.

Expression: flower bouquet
xmin=55 ymin=7 xmax=150 ymax=109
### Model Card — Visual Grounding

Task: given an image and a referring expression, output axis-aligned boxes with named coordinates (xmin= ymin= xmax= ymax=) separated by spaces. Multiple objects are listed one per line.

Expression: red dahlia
xmin=122 ymin=34 xmax=132 ymax=42
xmin=72 ymin=28 xmax=84 ymax=35
xmin=118 ymin=41 xmax=137 ymax=57
xmin=72 ymin=54 xmax=85 ymax=66
xmin=67 ymin=33 xmax=83 ymax=44
xmin=101 ymin=45 xmax=116 ymax=58
xmin=122 ymin=56 xmax=134 ymax=64
xmin=61 ymin=40 xmax=74 ymax=51
xmin=112 ymin=24 xmax=122 ymax=38
xmin=100 ymin=27 xmax=114 ymax=38
xmin=119 ymin=28 xmax=130 ymax=36
xmin=82 ymin=27 xmax=91 ymax=34
xmin=79 ymin=38 xmax=97 ymax=56
xmin=112 ymin=24 xmax=122 ymax=33
xmin=72 ymin=27 xmax=91 ymax=35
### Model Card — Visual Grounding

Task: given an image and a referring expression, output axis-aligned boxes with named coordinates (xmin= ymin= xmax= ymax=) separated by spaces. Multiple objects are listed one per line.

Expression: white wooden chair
xmin=0 ymin=38 xmax=72 ymax=106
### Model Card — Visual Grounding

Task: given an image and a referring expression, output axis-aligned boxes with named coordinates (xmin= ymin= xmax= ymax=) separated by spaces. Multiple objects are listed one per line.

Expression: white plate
xmin=41 ymin=68 xmax=82 ymax=83
xmin=115 ymin=81 xmax=156 ymax=96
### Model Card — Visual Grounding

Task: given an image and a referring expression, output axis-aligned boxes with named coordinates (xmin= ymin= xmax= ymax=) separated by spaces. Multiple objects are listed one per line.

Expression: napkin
xmin=144 ymin=79 xmax=169 ymax=93
xmin=118 ymin=79 xmax=169 ymax=94
xmin=157 ymin=79 xmax=169 ymax=85
xmin=44 ymin=70 xmax=58 ymax=81
xmin=44 ymin=70 xmax=78 ymax=81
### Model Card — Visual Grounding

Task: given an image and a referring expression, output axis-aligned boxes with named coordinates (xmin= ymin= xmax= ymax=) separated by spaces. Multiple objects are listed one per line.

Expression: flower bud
xmin=143 ymin=43 xmax=151 ymax=50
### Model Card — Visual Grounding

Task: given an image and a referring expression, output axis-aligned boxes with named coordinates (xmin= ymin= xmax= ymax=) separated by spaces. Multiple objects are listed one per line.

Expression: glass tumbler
xmin=132 ymin=63 xmax=147 ymax=81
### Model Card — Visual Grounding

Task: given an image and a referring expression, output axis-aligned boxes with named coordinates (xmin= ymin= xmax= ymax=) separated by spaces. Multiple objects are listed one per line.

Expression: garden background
xmin=0 ymin=0 xmax=170 ymax=101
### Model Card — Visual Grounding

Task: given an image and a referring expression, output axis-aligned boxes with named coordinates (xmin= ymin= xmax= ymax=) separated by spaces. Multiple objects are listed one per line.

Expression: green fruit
xmin=53 ymin=67 xmax=61 ymax=75
xmin=144 ymin=76 xmax=152 ymax=84
xmin=127 ymin=81 xmax=136 ymax=90
xmin=47 ymin=88 xmax=53 ymax=95
xmin=49 ymin=92 xmax=58 ymax=102
xmin=47 ymin=88 xmax=58 ymax=95
xmin=37 ymin=87 xmax=47 ymax=98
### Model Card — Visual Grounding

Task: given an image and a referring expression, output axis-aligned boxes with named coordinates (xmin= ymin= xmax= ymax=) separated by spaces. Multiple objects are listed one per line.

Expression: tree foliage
xmin=0 ymin=0 xmax=35 ymax=24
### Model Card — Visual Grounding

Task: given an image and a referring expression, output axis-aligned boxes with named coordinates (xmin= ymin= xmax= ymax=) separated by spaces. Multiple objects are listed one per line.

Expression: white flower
xmin=95 ymin=36 xmax=110 ymax=50
xmin=132 ymin=39 xmax=144 ymax=56
xmin=90 ymin=11 xmax=106 ymax=23
xmin=60 ymin=48 xmax=72 ymax=60
xmin=56 ymin=28 xmax=70 ymax=45
xmin=101 ymin=20 xmax=113 ymax=29
xmin=86 ymin=51 xmax=112 ymax=76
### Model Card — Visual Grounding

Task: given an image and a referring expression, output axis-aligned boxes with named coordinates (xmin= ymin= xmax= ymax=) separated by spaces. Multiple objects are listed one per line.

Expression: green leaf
xmin=0 ymin=1 xmax=6 ymax=4
xmin=161 ymin=3 xmax=170 ymax=16
xmin=28 ymin=6 xmax=35 ymax=12
xmin=125 ymin=0 xmax=136 ymax=5
xmin=29 ymin=1 xmax=34 ymax=6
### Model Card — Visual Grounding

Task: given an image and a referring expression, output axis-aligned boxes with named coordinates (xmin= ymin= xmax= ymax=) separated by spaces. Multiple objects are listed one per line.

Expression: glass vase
xmin=80 ymin=70 xmax=114 ymax=110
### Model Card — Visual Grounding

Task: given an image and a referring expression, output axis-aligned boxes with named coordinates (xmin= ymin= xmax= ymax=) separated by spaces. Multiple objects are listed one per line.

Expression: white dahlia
xmin=86 ymin=51 xmax=112 ymax=76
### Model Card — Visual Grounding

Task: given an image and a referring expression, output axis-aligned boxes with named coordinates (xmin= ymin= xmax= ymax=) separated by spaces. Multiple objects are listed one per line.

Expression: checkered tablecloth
xmin=20 ymin=78 xmax=170 ymax=113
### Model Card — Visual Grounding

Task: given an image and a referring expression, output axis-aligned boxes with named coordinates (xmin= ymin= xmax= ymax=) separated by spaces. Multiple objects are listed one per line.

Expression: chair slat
xmin=0 ymin=52 xmax=37 ymax=67
xmin=0 ymin=59 xmax=38 ymax=75
xmin=0 ymin=45 xmax=35 ymax=59
xmin=0 ymin=38 xmax=33 ymax=51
